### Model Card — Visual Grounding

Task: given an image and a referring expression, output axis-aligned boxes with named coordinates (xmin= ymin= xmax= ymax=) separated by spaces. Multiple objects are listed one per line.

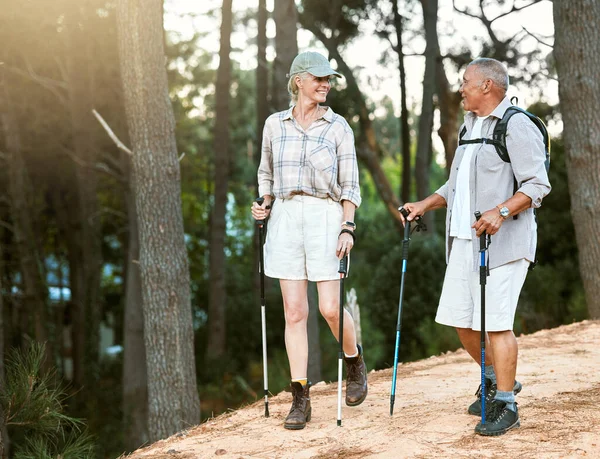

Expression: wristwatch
xmin=342 ymin=221 xmax=356 ymax=230
xmin=497 ymin=205 xmax=510 ymax=219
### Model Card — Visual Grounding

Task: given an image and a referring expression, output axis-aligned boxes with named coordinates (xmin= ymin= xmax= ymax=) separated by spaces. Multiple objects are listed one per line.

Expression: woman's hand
xmin=251 ymin=198 xmax=272 ymax=221
xmin=336 ymin=231 xmax=354 ymax=259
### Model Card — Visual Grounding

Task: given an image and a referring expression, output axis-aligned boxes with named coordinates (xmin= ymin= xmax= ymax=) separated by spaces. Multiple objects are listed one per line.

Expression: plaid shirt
xmin=258 ymin=106 xmax=362 ymax=207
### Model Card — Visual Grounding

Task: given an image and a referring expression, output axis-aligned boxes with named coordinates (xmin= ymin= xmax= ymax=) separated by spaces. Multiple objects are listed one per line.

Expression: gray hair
xmin=468 ymin=58 xmax=509 ymax=92
xmin=287 ymin=72 xmax=310 ymax=106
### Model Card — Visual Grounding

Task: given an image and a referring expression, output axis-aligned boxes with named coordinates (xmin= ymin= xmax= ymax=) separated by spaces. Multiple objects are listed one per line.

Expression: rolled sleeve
xmin=435 ymin=182 xmax=449 ymax=202
xmin=337 ymin=127 xmax=362 ymax=208
xmin=257 ymin=121 xmax=274 ymax=198
xmin=506 ymin=115 xmax=551 ymax=208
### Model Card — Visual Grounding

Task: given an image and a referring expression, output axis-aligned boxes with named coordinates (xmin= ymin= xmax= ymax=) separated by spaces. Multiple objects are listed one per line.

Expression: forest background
xmin=0 ymin=0 xmax=598 ymax=458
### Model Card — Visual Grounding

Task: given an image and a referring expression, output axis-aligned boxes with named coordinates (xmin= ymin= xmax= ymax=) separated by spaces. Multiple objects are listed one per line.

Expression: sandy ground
xmin=125 ymin=320 xmax=600 ymax=459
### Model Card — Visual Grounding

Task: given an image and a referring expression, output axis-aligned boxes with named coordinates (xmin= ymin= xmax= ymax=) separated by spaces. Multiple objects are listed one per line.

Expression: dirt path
xmin=125 ymin=320 xmax=600 ymax=459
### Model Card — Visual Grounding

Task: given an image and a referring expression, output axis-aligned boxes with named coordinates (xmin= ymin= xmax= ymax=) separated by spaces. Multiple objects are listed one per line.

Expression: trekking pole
xmin=337 ymin=252 xmax=348 ymax=427
xmin=474 ymin=211 xmax=490 ymax=426
xmin=390 ymin=206 xmax=426 ymax=416
xmin=256 ymin=197 xmax=271 ymax=417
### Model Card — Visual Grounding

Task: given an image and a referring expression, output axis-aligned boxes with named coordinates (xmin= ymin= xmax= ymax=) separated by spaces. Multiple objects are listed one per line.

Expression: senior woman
xmin=251 ymin=51 xmax=366 ymax=430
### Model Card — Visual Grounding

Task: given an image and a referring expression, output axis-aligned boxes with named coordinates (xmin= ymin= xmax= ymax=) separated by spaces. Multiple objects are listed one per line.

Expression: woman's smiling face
xmin=298 ymin=74 xmax=331 ymax=103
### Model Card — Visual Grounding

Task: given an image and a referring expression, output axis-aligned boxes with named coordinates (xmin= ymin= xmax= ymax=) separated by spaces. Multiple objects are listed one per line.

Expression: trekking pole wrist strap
xmin=339 ymin=228 xmax=356 ymax=243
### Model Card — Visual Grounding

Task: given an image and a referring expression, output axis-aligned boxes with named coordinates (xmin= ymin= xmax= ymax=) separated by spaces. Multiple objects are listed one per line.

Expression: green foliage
xmin=298 ymin=0 xmax=375 ymax=46
xmin=81 ymin=356 xmax=124 ymax=459
xmin=14 ymin=431 xmax=95 ymax=459
xmin=365 ymin=235 xmax=448 ymax=366
xmin=0 ymin=343 xmax=95 ymax=458
xmin=2 ymin=344 xmax=80 ymax=434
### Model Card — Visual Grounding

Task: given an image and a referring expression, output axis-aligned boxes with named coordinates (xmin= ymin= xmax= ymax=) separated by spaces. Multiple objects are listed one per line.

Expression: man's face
xmin=459 ymin=66 xmax=485 ymax=113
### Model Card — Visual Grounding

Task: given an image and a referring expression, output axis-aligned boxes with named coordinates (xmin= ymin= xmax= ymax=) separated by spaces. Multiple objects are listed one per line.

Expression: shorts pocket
xmin=308 ymin=145 xmax=335 ymax=172
xmin=269 ymin=200 xmax=283 ymax=225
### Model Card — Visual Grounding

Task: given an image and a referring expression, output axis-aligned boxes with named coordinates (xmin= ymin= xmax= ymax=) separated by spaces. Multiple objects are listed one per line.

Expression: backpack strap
xmin=458 ymin=137 xmax=504 ymax=148
xmin=458 ymin=122 xmax=503 ymax=147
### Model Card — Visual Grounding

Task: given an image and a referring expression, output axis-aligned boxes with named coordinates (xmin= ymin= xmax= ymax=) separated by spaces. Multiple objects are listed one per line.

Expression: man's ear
xmin=482 ymin=79 xmax=492 ymax=93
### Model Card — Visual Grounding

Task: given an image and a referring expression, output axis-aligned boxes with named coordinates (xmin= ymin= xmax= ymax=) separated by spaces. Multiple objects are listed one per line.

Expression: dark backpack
xmin=458 ymin=105 xmax=551 ymax=178
xmin=458 ymin=102 xmax=551 ymax=269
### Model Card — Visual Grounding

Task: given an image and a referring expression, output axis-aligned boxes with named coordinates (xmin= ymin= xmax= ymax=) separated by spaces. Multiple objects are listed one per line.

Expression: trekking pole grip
xmin=398 ymin=206 xmax=412 ymax=260
xmin=474 ymin=211 xmax=485 ymax=252
xmin=474 ymin=211 xmax=487 ymax=285
xmin=338 ymin=254 xmax=348 ymax=276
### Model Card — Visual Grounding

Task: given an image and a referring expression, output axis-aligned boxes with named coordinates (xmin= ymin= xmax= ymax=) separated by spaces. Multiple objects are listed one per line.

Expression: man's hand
xmin=472 ymin=208 xmax=505 ymax=237
xmin=399 ymin=201 xmax=427 ymax=226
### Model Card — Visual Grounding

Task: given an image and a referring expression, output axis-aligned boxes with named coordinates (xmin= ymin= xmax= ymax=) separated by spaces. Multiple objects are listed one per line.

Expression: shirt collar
xmin=282 ymin=106 xmax=294 ymax=120
xmin=465 ymin=96 xmax=512 ymax=122
xmin=283 ymin=105 xmax=334 ymax=123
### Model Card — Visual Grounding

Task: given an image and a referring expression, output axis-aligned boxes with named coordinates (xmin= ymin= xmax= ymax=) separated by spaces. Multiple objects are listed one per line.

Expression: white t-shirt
xmin=450 ymin=116 xmax=489 ymax=239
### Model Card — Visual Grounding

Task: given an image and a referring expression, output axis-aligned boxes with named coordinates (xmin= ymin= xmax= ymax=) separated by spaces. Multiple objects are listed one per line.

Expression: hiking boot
xmin=475 ymin=400 xmax=520 ymax=436
xmin=344 ymin=345 xmax=368 ymax=406
xmin=468 ymin=379 xmax=522 ymax=416
xmin=284 ymin=382 xmax=311 ymax=430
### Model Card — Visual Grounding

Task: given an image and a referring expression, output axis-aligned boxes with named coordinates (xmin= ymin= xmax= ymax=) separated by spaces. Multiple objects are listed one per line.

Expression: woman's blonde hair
xmin=287 ymin=72 xmax=310 ymax=106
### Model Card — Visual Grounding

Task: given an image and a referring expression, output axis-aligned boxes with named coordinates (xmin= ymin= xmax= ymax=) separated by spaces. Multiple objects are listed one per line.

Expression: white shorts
xmin=264 ymin=195 xmax=343 ymax=282
xmin=435 ymin=238 xmax=529 ymax=332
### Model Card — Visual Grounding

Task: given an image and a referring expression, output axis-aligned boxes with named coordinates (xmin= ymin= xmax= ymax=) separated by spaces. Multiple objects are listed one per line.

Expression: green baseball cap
xmin=289 ymin=51 xmax=343 ymax=78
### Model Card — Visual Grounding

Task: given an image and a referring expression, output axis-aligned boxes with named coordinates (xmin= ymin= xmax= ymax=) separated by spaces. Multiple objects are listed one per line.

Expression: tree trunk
xmin=436 ymin=57 xmax=461 ymax=176
xmin=116 ymin=0 xmax=200 ymax=440
xmin=306 ymin=282 xmax=322 ymax=384
xmin=206 ymin=0 xmax=233 ymax=361
xmin=393 ymin=1 xmax=412 ymax=204
xmin=257 ymin=0 xmax=269 ymax=126
xmin=122 ymin=182 xmax=149 ymax=451
xmin=65 ymin=3 xmax=103 ymax=393
xmin=553 ymin=0 xmax=600 ymax=319
xmin=0 ymin=247 xmax=8 ymax=458
xmin=416 ymin=0 xmax=438 ymax=232
xmin=272 ymin=0 xmax=298 ymax=111
xmin=51 ymin=186 xmax=80 ymax=384
xmin=0 ymin=65 xmax=52 ymax=369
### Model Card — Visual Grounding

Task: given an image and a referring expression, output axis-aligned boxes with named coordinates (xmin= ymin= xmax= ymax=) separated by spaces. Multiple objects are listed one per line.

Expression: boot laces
xmin=347 ymin=359 xmax=363 ymax=383
xmin=291 ymin=386 xmax=306 ymax=411
xmin=475 ymin=379 xmax=496 ymax=400
xmin=487 ymin=400 xmax=507 ymax=423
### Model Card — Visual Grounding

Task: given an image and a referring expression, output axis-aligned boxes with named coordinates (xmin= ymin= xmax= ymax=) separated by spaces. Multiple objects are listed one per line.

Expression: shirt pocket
xmin=478 ymin=144 xmax=505 ymax=175
xmin=307 ymin=145 xmax=335 ymax=172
